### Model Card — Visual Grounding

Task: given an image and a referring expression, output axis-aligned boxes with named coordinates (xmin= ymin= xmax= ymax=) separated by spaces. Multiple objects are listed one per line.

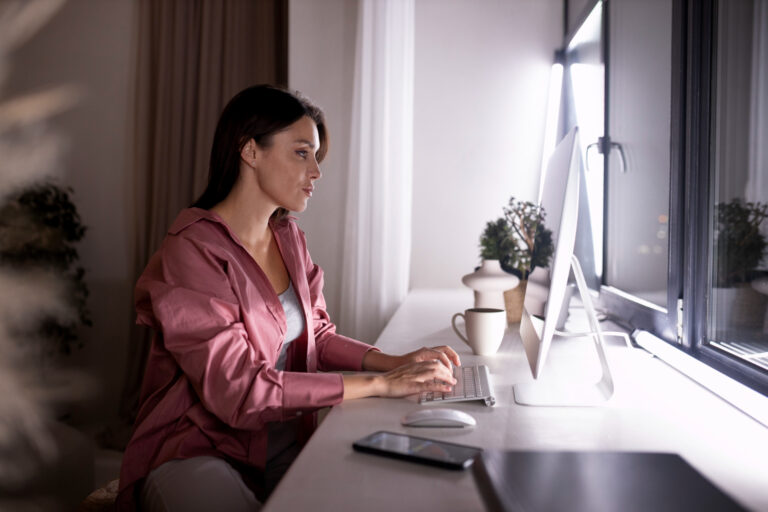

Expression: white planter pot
xmin=462 ymin=260 xmax=520 ymax=311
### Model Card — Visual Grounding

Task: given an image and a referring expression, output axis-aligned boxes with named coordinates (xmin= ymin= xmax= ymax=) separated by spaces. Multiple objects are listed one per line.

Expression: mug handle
xmin=451 ymin=313 xmax=470 ymax=346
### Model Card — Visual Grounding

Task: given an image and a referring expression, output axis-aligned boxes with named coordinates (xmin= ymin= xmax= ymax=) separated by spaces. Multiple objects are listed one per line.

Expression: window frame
xmin=592 ymin=0 xmax=680 ymax=344
xmin=683 ymin=0 xmax=768 ymax=396
xmin=586 ymin=0 xmax=768 ymax=396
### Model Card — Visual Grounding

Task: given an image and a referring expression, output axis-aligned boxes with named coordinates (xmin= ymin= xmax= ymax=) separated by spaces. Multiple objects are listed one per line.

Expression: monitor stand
xmin=513 ymin=255 xmax=614 ymax=406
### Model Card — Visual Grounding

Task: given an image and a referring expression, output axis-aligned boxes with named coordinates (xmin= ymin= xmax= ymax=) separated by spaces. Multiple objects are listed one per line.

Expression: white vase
xmin=462 ymin=260 xmax=520 ymax=310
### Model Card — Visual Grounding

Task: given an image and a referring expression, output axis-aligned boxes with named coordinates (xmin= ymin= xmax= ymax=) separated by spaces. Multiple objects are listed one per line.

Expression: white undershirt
xmin=275 ymin=281 xmax=305 ymax=371
xmin=268 ymin=281 xmax=306 ymax=464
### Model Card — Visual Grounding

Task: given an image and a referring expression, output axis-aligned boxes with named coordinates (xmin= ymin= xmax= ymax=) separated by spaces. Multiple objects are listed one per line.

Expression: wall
xmin=288 ymin=0 xmax=358 ymax=325
xmin=290 ymin=0 xmax=561 ymax=306
xmin=4 ymin=0 xmax=136 ymax=424
xmin=410 ymin=0 xmax=562 ymax=288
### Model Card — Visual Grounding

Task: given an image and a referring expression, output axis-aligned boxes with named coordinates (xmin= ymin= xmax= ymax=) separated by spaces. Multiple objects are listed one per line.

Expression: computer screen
xmin=519 ymin=127 xmax=581 ymax=380
xmin=514 ymin=127 xmax=614 ymax=406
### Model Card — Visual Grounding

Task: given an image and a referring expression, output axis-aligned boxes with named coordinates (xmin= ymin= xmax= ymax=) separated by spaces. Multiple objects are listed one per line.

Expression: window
xmin=562 ymin=0 xmax=678 ymax=342
xmin=689 ymin=0 xmax=768 ymax=393
xmin=563 ymin=0 xmax=768 ymax=396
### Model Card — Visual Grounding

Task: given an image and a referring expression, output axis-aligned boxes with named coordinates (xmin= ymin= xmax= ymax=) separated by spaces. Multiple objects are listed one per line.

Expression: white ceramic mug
xmin=451 ymin=308 xmax=506 ymax=356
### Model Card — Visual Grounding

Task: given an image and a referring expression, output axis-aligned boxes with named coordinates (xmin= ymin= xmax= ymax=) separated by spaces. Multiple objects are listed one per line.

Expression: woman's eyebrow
xmin=294 ymin=139 xmax=316 ymax=148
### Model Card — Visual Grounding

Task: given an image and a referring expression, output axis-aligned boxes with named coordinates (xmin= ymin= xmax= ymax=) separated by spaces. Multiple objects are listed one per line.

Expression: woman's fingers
xmin=431 ymin=345 xmax=461 ymax=367
xmin=395 ymin=359 xmax=451 ymax=380
xmin=398 ymin=346 xmax=461 ymax=371
xmin=431 ymin=350 xmax=453 ymax=369
xmin=425 ymin=360 xmax=455 ymax=385
xmin=382 ymin=360 xmax=457 ymax=397
xmin=400 ymin=374 xmax=452 ymax=395
xmin=415 ymin=347 xmax=452 ymax=369
xmin=414 ymin=359 xmax=455 ymax=383
xmin=417 ymin=378 xmax=453 ymax=393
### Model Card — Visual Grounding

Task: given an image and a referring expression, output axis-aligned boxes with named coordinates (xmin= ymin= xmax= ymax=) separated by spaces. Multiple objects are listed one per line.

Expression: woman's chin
xmin=283 ymin=203 xmax=307 ymax=213
xmin=289 ymin=201 xmax=309 ymax=213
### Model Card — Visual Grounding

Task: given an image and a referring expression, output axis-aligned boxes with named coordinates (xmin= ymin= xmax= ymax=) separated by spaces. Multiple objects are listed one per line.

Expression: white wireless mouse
xmin=401 ymin=408 xmax=476 ymax=428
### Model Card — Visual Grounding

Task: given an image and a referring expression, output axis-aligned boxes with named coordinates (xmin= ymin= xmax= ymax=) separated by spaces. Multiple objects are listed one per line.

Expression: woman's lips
xmin=303 ymin=187 xmax=314 ymax=197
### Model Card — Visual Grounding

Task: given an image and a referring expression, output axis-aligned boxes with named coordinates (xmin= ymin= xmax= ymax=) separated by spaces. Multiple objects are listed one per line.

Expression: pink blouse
xmin=117 ymin=208 xmax=376 ymax=510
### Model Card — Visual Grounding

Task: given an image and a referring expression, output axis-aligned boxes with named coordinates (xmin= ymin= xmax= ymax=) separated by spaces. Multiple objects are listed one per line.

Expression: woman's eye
xmin=296 ymin=150 xmax=308 ymax=159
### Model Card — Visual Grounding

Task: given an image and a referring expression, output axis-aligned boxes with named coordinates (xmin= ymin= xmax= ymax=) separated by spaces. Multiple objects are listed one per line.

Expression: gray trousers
xmin=140 ymin=421 xmax=301 ymax=512
xmin=140 ymin=456 xmax=262 ymax=512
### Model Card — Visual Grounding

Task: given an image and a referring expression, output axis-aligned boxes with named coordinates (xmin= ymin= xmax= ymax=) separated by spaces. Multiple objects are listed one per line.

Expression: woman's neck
xmin=211 ymin=178 xmax=277 ymax=251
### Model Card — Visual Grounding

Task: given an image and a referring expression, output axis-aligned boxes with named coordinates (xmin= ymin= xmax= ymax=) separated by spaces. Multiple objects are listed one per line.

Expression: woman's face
xmin=248 ymin=115 xmax=322 ymax=213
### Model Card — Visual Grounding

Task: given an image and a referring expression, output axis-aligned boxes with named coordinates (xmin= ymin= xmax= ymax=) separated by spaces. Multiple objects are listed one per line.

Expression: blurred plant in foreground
xmin=0 ymin=0 xmax=90 ymax=506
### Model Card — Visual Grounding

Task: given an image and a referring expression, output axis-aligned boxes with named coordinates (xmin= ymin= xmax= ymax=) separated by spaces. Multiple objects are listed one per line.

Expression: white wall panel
xmin=410 ymin=0 xmax=561 ymax=288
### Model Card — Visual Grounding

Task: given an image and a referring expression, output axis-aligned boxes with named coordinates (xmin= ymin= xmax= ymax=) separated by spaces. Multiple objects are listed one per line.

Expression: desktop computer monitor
xmin=514 ymin=127 xmax=614 ymax=406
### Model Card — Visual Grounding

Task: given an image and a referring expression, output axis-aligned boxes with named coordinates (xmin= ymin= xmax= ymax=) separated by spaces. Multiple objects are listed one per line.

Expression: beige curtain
xmin=118 ymin=0 xmax=288 ymax=429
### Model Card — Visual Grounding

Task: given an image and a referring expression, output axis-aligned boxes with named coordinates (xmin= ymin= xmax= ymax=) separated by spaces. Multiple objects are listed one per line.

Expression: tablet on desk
xmin=472 ymin=450 xmax=745 ymax=512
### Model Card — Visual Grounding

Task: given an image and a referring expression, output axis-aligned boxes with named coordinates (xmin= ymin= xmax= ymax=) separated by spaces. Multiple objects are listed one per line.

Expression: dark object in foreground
xmin=472 ymin=450 xmax=745 ymax=512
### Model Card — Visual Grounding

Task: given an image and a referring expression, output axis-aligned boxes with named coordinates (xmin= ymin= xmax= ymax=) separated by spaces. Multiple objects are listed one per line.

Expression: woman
xmin=117 ymin=85 xmax=460 ymax=511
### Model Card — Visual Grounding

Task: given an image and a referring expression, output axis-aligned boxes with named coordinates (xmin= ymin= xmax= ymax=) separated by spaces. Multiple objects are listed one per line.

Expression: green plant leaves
xmin=714 ymin=199 xmax=767 ymax=287
xmin=478 ymin=197 xmax=555 ymax=279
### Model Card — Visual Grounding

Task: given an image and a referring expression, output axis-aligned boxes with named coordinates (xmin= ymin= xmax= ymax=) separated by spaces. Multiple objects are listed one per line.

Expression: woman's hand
xmin=399 ymin=346 xmax=461 ymax=369
xmin=343 ymin=360 xmax=457 ymax=399
xmin=362 ymin=346 xmax=461 ymax=372
xmin=378 ymin=360 xmax=457 ymax=397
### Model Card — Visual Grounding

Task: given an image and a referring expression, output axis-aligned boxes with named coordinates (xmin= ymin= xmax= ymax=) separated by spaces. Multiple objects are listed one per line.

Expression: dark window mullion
xmin=683 ymin=0 xmax=713 ymax=352
xmin=667 ymin=0 xmax=686 ymax=340
xmin=602 ymin=0 xmax=610 ymax=293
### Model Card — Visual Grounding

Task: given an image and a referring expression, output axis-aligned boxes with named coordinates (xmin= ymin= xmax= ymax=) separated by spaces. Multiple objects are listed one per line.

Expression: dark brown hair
xmin=192 ymin=84 xmax=327 ymax=219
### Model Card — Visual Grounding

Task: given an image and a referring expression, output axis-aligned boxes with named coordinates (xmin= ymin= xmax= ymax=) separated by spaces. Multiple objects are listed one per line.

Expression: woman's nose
xmin=310 ymin=161 xmax=322 ymax=180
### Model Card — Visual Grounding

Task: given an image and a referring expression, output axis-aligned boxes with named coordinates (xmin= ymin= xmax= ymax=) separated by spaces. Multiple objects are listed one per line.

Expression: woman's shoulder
xmin=138 ymin=210 xmax=236 ymax=289
xmin=168 ymin=208 xmax=226 ymax=237
xmin=149 ymin=209 xmax=235 ymax=267
xmin=164 ymin=207 xmax=230 ymax=244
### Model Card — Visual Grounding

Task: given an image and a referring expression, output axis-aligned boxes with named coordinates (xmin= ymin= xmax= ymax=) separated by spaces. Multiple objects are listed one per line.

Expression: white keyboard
xmin=419 ymin=364 xmax=496 ymax=406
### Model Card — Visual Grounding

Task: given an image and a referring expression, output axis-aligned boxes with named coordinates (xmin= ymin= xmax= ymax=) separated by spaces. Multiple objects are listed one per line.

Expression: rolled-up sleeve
xmin=297 ymin=228 xmax=378 ymax=372
xmin=139 ymin=235 xmax=344 ymax=429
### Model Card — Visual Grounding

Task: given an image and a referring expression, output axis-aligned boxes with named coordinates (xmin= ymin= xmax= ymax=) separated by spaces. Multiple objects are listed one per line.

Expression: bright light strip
xmin=569 ymin=62 xmax=604 ymax=279
xmin=634 ymin=329 xmax=768 ymax=428
xmin=539 ymin=62 xmax=563 ymax=203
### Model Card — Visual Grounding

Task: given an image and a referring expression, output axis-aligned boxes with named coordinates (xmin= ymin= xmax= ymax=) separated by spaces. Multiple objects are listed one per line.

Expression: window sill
xmin=633 ymin=329 xmax=768 ymax=428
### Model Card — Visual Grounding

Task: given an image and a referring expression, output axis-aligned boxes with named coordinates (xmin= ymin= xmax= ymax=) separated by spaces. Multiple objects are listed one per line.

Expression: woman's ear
xmin=240 ymin=139 xmax=259 ymax=167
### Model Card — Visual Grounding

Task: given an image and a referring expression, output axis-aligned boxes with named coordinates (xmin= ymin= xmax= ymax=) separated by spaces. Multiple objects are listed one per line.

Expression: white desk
xmin=263 ymin=289 xmax=768 ymax=512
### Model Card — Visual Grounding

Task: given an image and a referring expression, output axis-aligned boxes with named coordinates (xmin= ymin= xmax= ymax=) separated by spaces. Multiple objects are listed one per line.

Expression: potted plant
xmin=479 ymin=197 xmax=554 ymax=323
xmin=0 ymin=182 xmax=92 ymax=357
xmin=712 ymin=199 xmax=767 ymax=330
